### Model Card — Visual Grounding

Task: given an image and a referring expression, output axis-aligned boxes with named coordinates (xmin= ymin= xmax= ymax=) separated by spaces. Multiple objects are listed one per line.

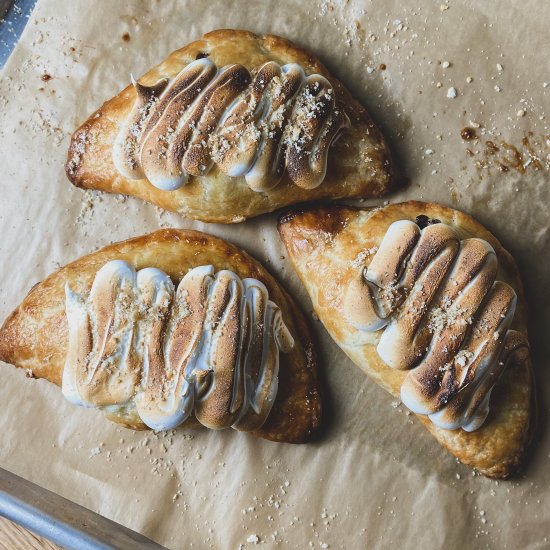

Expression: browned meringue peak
xmin=212 ymin=62 xmax=304 ymax=191
xmin=112 ymin=77 xmax=169 ymax=180
xmin=63 ymin=260 xmax=141 ymax=408
xmin=284 ymin=75 xmax=348 ymax=189
xmin=62 ymin=261 xmax=294 ymax=433
xmin=345 ymin=219 xmax=520 ymax=431
xmin=401 ymin=280 xmax=516 ymax=416
xmin=193 ymin=270 xmax=246 ymax=429
xmin=378 ymin=234 xmax=496 ymax=371
xmin=140 ymin=63 xmax=250 ymax=190
xmin=426 ymin=329 xmax=529 ymax=432
xmin=112 ymin=59 xmax=349 ymax=193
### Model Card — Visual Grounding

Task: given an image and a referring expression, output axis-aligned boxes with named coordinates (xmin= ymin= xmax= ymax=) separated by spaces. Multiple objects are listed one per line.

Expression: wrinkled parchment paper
xmin=0 ymin=1 xmax=549 ymax=548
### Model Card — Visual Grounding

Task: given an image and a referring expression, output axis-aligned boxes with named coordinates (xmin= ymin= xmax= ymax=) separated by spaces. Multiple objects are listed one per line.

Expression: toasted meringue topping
xmin=345 ymin=219 xmax=527 ymax=431
xmin=112 ymin=60 xmax=349 ymax=192
xmin=62 ymin=261 xmax=294 ymax=432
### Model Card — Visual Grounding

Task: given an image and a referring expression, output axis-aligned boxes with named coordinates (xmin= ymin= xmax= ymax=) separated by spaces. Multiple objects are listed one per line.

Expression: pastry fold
xmin=278 ymin=201 xmax=535 ymax=477
xmin=66 ymin=29 xmax=396 ymax=223
xmin=0 ymin=230 xmax=321 ymax=443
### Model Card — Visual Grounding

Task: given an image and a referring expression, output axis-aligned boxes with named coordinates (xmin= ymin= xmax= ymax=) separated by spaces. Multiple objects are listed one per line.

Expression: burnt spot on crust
xmin=278 ymin=206 xmax=310 ymax=225
xmin=278 ymin=204 xmax=356 ymax=253
xmin=278 ymin=203 xmax=358 ymax=227
xmin=415 ymin=214 xmax=441 ymax=229
xmin=195 ymin=51 xmax=210 ymax=59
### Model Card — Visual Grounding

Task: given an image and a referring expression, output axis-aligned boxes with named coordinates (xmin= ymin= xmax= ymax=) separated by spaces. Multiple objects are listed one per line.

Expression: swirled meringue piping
xmin=112 ymin=59 xmax=349 ymax=192
xmin=213 ymin=62 xmax=305 ymax=191
xmin=344 ymin=219 xmax=526 ymax=432
xmin=284 ymin=75 xmax=348 ymax=190
xmin=140 ymin=63 xmax=250 ymax=190
xmin=63 ymin=260 xmax=141 ymax=408
xmin=62 ymin=261 xmax=294 ymax=432
xmin=112 ymin=78 xmax=169 ymax=180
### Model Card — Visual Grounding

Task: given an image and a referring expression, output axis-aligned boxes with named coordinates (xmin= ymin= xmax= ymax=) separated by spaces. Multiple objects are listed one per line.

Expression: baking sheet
xmin=0 ymin=0 xmax=549 ymax=548
xmin=0 ymin=0 xmax=37 ymax=68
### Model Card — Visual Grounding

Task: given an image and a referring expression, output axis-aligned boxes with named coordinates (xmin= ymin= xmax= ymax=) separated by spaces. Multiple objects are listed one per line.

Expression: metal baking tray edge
xmin=0 ymin=467 xmax=167 ymax=549
xmin=0 ymin=0 xmax=37 ymax=68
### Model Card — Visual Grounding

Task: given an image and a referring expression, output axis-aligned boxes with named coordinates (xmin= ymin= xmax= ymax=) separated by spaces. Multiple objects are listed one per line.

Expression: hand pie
xmin=66 ymin=29 xmax=396 ymax=223
xmin=278 ymin=201 xmax=535 ymax=477
xmin=0 ymin=230 xmax=321 ymax=443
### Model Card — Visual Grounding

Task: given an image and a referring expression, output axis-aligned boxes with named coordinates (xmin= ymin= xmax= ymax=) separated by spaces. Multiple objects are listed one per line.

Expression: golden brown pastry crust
xmin=66 ymin=29 xmax=396 ymax=223
xmin=0 ymin=230 xmax=321 ymax=443
xmin=278 ymin=201 xmax=536 ymax=477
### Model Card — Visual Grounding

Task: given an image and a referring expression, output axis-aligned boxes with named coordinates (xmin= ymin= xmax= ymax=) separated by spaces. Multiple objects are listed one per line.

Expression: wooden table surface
xmin=0 ymin=515 xmax=61 ymax=550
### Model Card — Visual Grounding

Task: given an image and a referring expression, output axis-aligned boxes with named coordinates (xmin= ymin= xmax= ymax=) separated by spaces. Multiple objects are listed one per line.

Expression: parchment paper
xmin=0 ymin=1 xmax=549 ymax=548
